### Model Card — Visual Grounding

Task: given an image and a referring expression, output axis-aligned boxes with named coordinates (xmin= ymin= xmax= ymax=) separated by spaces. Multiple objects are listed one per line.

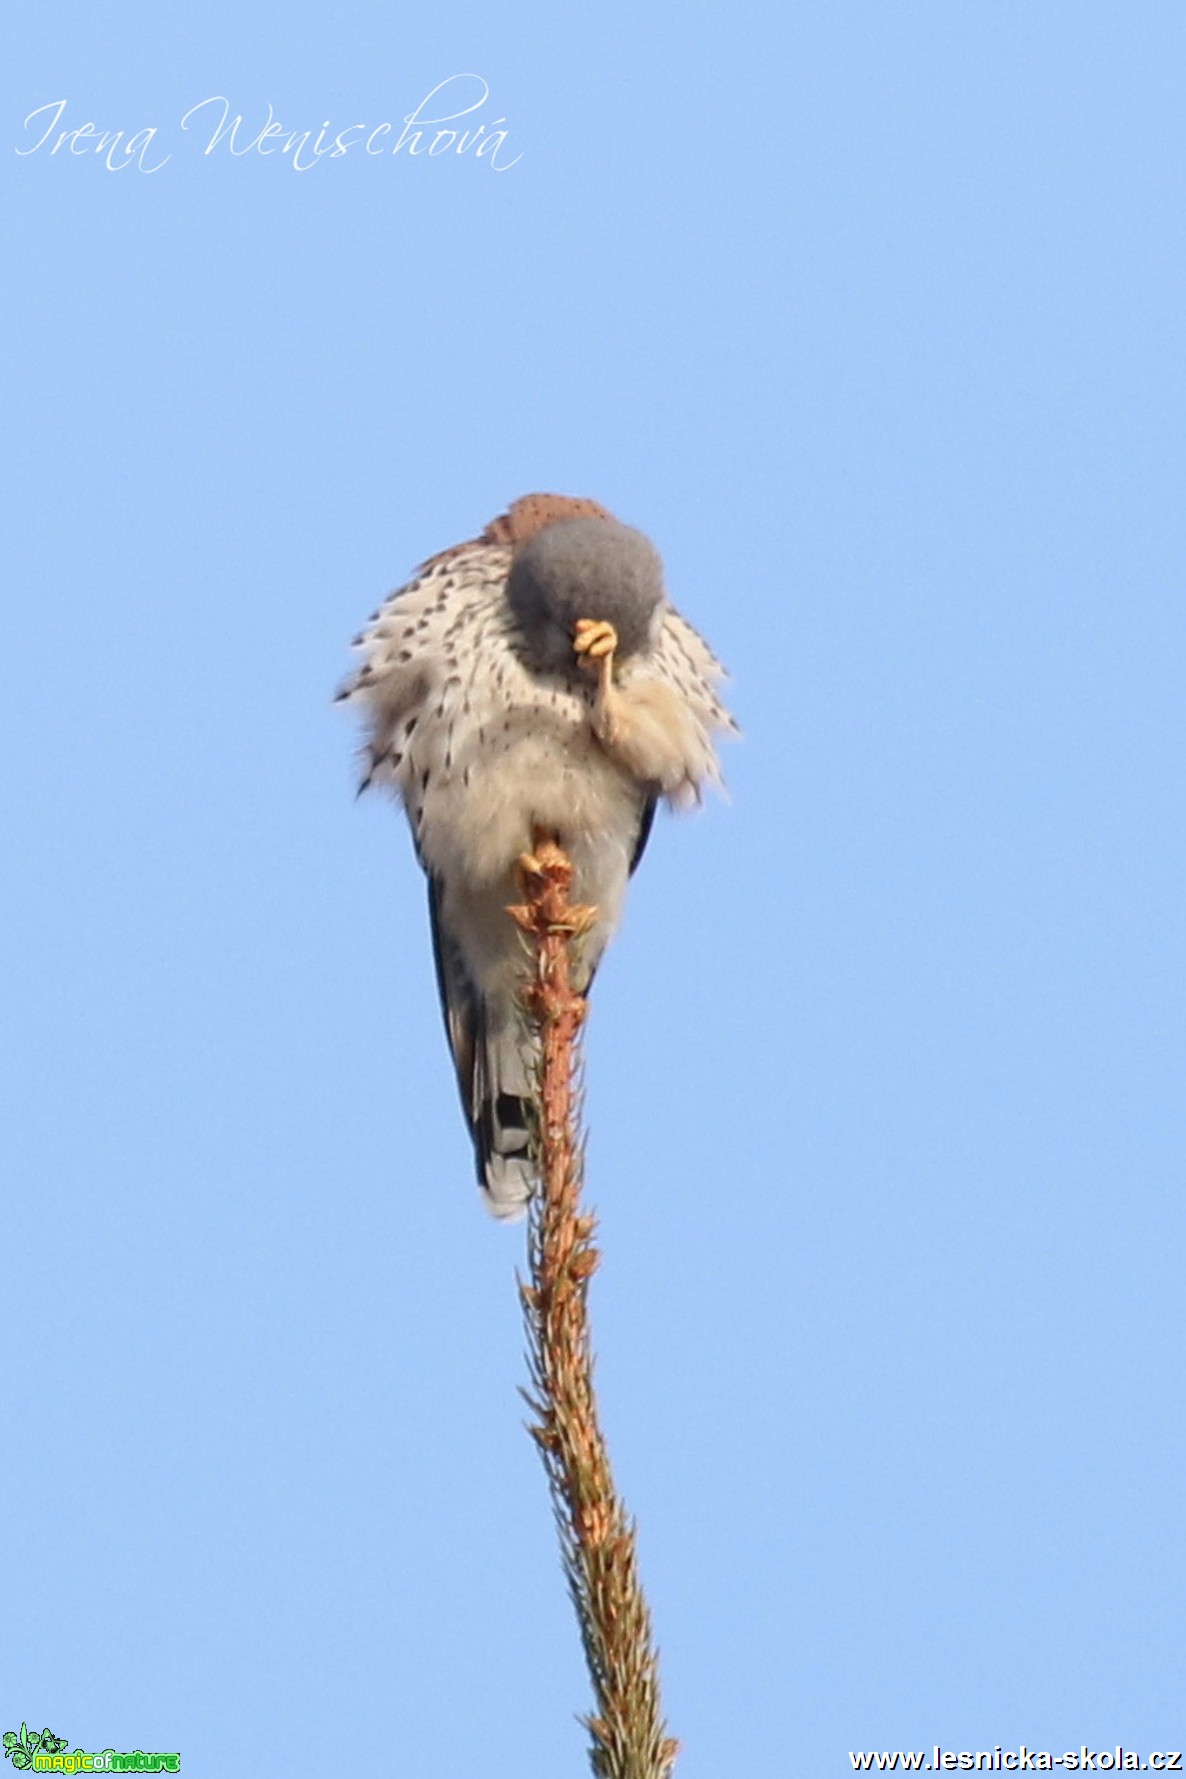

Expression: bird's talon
xmin=573 ymin=618 xmax=619 ymax=664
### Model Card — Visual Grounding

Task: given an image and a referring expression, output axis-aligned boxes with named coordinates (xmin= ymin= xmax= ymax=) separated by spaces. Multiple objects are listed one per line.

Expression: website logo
xmin=3 ymin=1726 xmax=179 ymax=1774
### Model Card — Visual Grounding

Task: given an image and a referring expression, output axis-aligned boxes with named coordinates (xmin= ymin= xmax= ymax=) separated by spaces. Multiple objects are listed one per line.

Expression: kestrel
xmin=339 ymin=494 xmax=735 ymax=1218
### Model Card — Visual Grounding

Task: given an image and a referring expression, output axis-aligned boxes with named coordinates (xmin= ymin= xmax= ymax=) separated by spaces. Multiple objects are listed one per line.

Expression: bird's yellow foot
xmin=573 ymin=618 xmax=618 ymax=702
xmin=573 ymin=617 xmax=618 ymax=664
xmin=517 ymin=834 xmax=565 ymax=881
xmin=509 ymin=839 xmax=599 ymax=939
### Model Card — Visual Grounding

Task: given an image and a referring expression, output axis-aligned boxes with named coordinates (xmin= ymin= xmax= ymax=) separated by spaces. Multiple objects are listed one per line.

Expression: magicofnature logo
xmin=2 ymin=1725 xmax=179 ymax=1774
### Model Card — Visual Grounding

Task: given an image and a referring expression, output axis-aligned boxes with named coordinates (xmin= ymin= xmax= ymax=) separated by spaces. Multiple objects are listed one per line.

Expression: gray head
xmin=505 ymin=517 xmax=666 ymax=676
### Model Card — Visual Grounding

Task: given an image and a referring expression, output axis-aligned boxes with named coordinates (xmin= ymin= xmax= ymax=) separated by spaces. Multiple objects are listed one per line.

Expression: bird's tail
xmin=469 ymin=1011 xmax=538 ymax=1220
xmin=427 ymin=875 xmax=540 ymax=1219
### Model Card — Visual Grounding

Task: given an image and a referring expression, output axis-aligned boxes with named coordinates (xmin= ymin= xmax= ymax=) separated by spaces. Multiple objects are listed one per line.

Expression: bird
xmin=338 ymin=493 xmax=735 ymax=1218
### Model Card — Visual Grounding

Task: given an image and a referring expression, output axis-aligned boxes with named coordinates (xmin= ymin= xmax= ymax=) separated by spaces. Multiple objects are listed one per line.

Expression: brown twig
xmin=508 ymin=838 xmax=679 ymax=1779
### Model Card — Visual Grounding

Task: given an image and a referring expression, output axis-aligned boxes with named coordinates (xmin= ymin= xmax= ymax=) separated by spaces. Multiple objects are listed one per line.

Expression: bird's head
xmin=505 ymin=510 xmax=666 ymax=677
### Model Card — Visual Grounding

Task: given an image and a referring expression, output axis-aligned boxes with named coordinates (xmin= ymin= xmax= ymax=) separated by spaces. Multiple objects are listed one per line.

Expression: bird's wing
xmin=335 ymin=540 xmax=514 ymax=798
xmin=652 ymin=605 xmax=738 ymax=742
xmin=629 ymin=792 xmax=658 ymax=875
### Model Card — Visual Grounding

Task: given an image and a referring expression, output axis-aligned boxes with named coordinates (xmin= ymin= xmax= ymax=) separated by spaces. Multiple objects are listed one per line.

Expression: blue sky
xmin=5 ymin=2 xmax=1183 ymax=1773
